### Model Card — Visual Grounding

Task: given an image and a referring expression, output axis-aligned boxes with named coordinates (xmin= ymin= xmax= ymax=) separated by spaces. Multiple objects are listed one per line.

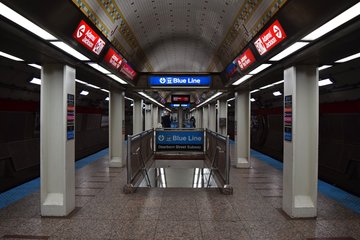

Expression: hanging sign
xmin=104 ymin=48 xmax=123 ymax=70
xmin=120 ymin=62 xmax=137 ymax=80
xmin=254 ymin=20 xmax=287 ymax=56
xmin=73 ymin=20 xmax=106 ymax=55
xmin=236 ymin=48 xmax=256 ymax=71
xmin=149 ymin=76 xmax=211 ymax=86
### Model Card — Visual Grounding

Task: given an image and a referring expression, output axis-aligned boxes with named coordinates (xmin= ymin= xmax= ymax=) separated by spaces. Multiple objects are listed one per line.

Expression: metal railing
xmin=204 ymin=129 xmax=232 ymax=193
xmin=124 ymin=129 xmax=154 ymax=191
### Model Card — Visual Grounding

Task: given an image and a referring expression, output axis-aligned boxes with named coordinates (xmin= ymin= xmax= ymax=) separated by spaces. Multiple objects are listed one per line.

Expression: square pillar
xmin=283 ymin=66 xmax=319 ymax=218
xmin=109 ymin=90 xmax=125 ymax=167
xmin=133 ymin=98 xmax=143 ymax=134
xmin=202 ymin=106 xmax=208 ymax=130
xmin=152 ymin=105 xmax=159 ymax=129
xmin=145 ymin=103 xmax=153 ymax=130
xmin=235 ymin=91 xmax=251 ymax=168
xmin=40 ymin=64 xmax=75 ymax=216
xmin=208 ymin=103 xmax=216 ymax=132
xmin=217 ymin=99 xmax=228 ymax=135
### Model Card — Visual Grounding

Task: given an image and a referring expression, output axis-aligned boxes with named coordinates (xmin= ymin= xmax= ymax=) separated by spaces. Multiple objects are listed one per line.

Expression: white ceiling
xmin=72 ymin=0 xmax=287 ymax=72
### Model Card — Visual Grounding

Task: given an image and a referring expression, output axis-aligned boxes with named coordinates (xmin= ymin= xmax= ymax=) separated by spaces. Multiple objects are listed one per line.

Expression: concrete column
xmin=217 ymin=99 xmax=228 ymax=135
xmin=235 ymin=91 xmax=251 ymax=168
xmin=202 ymin=106 xmax=208 ymax=129
xmin=133 ymin=98 xmax=143 ymax=134
xmin=178 ymin=108 xmax=183 ymax=128
xmin=144 ymin=104 xmax=153 ymax=130
xmin=198 ymin=108 xmax=203 ymax=128
xmin=153 ymin=105 xmax=159 ymax=129
xmin=109 ymin=90 xmax=125 ymax=167
xmin=40 ymin=64 xmax=75 ymax=216
xmin=282 ymin=66 xmax=319 ymax=218
xmin=208 ymin=103 xmax=216 ymax=132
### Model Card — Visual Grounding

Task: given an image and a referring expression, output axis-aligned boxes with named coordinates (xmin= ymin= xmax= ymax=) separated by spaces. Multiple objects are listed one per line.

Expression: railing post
xmin=226 ymin=135 xmax=230 ymax=185
xmin=127 ymin=135 xmax=132 ymax=184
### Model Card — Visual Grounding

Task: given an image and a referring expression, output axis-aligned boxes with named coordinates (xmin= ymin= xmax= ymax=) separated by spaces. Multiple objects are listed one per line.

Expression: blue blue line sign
xmin=149 ymin=75 xmax=211 ymax=86
xmin=156 ymin=130 xmax=204 ymax=151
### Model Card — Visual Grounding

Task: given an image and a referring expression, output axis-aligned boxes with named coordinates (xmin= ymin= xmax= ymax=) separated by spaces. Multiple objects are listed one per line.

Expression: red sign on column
xmin=236 ymin=48 xmax=256 ymax=71
xmin=120 ymin=62 xmax=137 ymax=80
xmin=104 ymin=48 xmax=123 ymax=70
xmin=73 ymin=20 xmax=106 ymax=56
xmin=254 ymin=20 xmax=287 ymax=56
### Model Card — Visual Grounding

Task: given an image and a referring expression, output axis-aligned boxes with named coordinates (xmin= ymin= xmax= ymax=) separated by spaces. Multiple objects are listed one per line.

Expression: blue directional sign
xmin=169 ymin=103 xmax=190 ymax=108
xmin=149 ymin=75 xmax=211 ymax=86
xmin=156 ymin=130 xmax=204 ymax=151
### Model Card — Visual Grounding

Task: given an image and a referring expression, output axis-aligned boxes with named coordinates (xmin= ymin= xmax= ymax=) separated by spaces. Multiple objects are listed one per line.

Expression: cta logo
xmin=158 ymin=135 xmax=165 ymax=141
xmin=76 ymin=25 xmax=86 ymax=38
xmin=273 ymin=25 xmax=282 ymax=39
xmin=159 ymin=78 xmax=166 ymax=84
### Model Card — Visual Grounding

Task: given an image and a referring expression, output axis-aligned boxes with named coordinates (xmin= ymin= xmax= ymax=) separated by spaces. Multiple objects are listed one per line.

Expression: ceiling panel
xmin=71 ymin=0 xmax=287 ymax=73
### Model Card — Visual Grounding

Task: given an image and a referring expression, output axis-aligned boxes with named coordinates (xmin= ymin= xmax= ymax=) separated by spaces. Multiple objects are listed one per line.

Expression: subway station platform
xmin=1 ymin=149 xmax=360 ymax=240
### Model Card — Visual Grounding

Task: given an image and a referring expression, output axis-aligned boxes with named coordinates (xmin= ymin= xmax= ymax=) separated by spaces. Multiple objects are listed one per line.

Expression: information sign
xmin=284 ymin=95 xmax=292 ymax=141
xmin=156 ymin=130 xmax=203 ymax=151
xmin=149 ymin=76 xmax=211 ymax=86
xmin=73 ymin=20 xmax=106 ymax=55
xmin=236 ymin=48 xmax=256 ymax=71
xmin=120 ymin=62 xmax=137 ymax=80
xmin=254 ymin=20 xmax=287 ymax=56
xmin=104 ymin=48 xmax=122 ymax=70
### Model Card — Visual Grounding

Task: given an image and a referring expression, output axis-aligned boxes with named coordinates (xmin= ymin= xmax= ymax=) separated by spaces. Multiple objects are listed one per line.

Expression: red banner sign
xmin=237 ymin=48 xmax=256 ymax=71
xmin=104 ymin=48 xmax=123 ymax=70
xmin=254 ymin=20 xmax=286 ymax=56
xmin=172 ymin=95 xmax=190 ymax=103
xmin=120 ymin=62 xmax=136 ymax=80
xmin=73 ymin=20 xmax=106 ymax=56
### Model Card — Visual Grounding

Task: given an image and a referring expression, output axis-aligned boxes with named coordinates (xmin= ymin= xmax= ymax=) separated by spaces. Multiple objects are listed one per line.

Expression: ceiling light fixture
xmin=100 ymin=88 xmax=110 ymax=93
xmin=87 ymin=63 xmax=110 ymax=74
xmin=249 ymin=64 xmax=272 ymax=75
xmin=302 ymin=2 xmax=360 ymax=41
xmin=80 ymin=90 xmax=89 ymax=96
xmin=232 ymin=75 xmax=253 ymax=86
xmin=226 ymin=97 xmax=235 ymax=102
xmin=270 ymin=42 xmax=309 ymax=61
xmin=250 ymin=98 xmax=256 ymax=102
xmin=318 ymin=65 xmax=332 ymax=71
xmin=51 ymin=41 xmax=89 ymax=61
xmin=0 ymin=50 xmax=24 ymax=61
xmin=125 ymin=96 xmax=134 ymax=101
xmin=0 ymin=3 xmax=57 ymax=40
xmin=138 ymin=92 xmax=165 ymax=108
xmin=108 ymin=74 xmax=127 ymax=84
xmin=196 ymin=92 xmax=223 ymax=108
xmin=250 ymin=89 xmax=260 ymax=94
xmin=28 ymin=63 xmax=42 ymax=69
xmin=75 ymin=79 xmax=88 ymax=85
xmin=105 ymin=97 xmax=109 ymax=101
xmin=30 ymin=77 xmax=41 ymax=85
xmin=273 ymin=91 xmax=282 ymax=96
xmin=335 ymin=52 xmax=360 ymax=63
xmin=86 ymin=83 xmax=100 ymax=89
xmin=318 ymin=78 xmax=333 ymax=87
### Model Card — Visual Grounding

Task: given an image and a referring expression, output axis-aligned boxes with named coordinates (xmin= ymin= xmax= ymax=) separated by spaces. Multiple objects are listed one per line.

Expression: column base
xmin=41 ymin=193 xmax=75 ymax=217
xmin=283 ymin=195 xmax=317 ymax=218
xmin=109 ymin=157 xmax=124 ymax=168
xmin=236 ymin=157 xmax=250 ymax=168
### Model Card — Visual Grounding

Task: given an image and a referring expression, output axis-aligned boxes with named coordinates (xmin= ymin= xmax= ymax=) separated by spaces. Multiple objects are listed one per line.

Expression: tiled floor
xmin=1 ymin=154 xmax=360 ymax=240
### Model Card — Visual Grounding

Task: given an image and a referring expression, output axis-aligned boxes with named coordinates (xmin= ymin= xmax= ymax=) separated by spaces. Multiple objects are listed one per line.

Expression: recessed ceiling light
xmin=80 ymin=90 xmax=89 ymax=96
xmin=50 ymin=41 xmax=89 ymax=61
xmin=249 ymin=64 xmax=272 ymax=75
xmin=0 ymin=51 xmax=24 ymax=61
xmin=318 ymin=78 xmax=333 ymax=87
xmin=270 ymin=42 xmax=309 ymax=61
xmin=302 ymin=2 xmax=360 ymax=41
xmin=273 ymin=91 xmax=282 ymax=96
xmin=232 ymin=75 xmax=253 ymax=86
xmin=0 ymin=3 xmax=57 ymax=40
xmin=335 ymin=52 xmax=360 ymax=63
xmin=318 ymin=65 xmax=332 ymax=71
xmin=30 ymin=78 xmax=41 ymax=85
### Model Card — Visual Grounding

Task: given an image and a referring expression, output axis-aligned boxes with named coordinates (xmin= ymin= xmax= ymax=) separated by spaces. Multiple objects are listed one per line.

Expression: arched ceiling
xmin=71 ymin=0 xmax=287 ymax=73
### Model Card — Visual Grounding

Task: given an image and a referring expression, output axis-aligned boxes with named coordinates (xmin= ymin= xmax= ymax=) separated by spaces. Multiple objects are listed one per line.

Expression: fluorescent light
xmin=273 ymin=80 xmax=284 ymax=85
xmin=273 ymin=91 xmax=282 ymax=96
xmin=232 ymin=75 xmax=253 ymax=86
xmin=302 ymin=2 xmax=360 ymax=41
xmin=166 ymin=108 xmax=172 ymax=112
xmin=318 ymin=65 xmax=332 ymax=71
xmin=270 ymin=42 xmax=309 ymax=61
xmin=108 ymin=74 xmax=127 ymax=84
xmin=105 ymin=97 xmax=109 ymax=101
xmin=250 ymin=89 xmax=260 ymax=94
xmin=0 ymin=3 xmax=57 ymax=40
xmin=100 ymin=88 xmax=110 ymax=93
xmin=80 ymin=90 xmax=89 ymax=96
xmin=138 ymin=92 xmax=165 ymax=108
xmin=75 ymin=79 xmax=88 ymax=85
xmin=28 ymin=63 xmax=41 ymax=69
xmin=86 ymin=63 xmax=110 ymax=74
xmin=227 ymin=97 xmax=235 ymax=102
xmin=0 ymin=51 xmax=24 ymax=61
xmin=197 ymin=92 xmax=223 ymax=108
xmin=319 ymin=78 xmax=333 ymax=87
xmin=30 ymin=78 xmax=41 ymax=85
xmin=86 ymin=83 xmax=100 ymax=89
xmin=249 ymin=64 xmax=272 ymax=75
xmin=125 ymin=96 xmax=134 ymax=101
xmin=228 ymin=104 xmax=231 ymax=107
xmin=250 ymin=98 xmax=256 ymax=102
xmin=335 ymin=52 xmax=360 ymax=63
xmin=51 ymin=41 xmax=89 ymax=61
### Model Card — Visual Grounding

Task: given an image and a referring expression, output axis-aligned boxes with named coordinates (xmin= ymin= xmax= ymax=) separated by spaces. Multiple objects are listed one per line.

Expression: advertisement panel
xmin=284 ymin=95 xmax=292 ymax=141
xmin=73 ymin=20 xmax=106 ymax=55
xmin=104 ymin=48 xmax=123 ymax=70
xmin=236 ymin=48 xmax=256 ymax=71
xmin=120 ymin=62 xmax=137 ymax=80
xmin=149 ymin=76 xmax=211 ymax=86
xmin=156 ymin=130 xmax=203 ymax=151
xmin=254 ymin=20 xmax=287 ymax=56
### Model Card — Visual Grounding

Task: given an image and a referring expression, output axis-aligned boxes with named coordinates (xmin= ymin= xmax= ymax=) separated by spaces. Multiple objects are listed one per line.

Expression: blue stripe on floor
xmin=251 ymin=149 xmax=360 ymax=214
xmin=0 ymin=148 xmax=109 ymax=209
